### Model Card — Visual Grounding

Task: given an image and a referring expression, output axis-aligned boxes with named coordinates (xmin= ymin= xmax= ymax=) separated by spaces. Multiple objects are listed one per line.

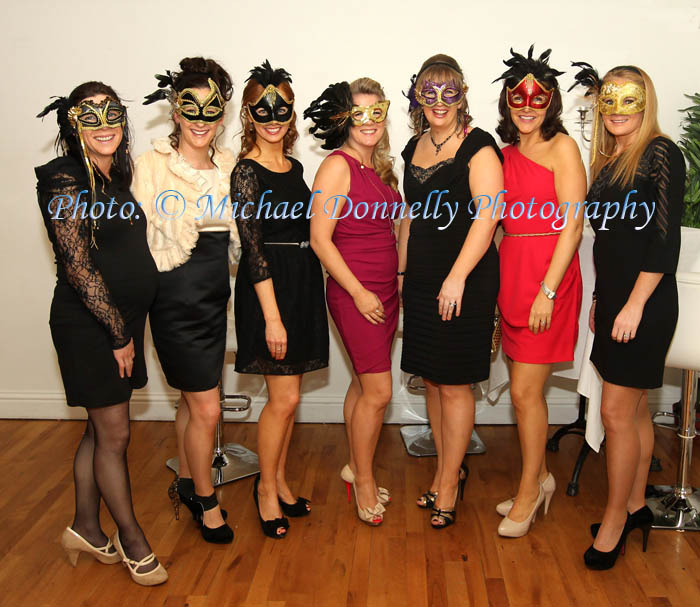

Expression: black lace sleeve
xmin=641 ymin=138 xmax=686 ymax=274
xmin=37 ymin=168 xmax=131 ymax=348
xmin=231 ymin=162 xmax=271 ymax=283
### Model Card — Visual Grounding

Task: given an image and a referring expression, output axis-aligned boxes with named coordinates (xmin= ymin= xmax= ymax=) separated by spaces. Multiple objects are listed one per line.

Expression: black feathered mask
xmin=246 ymin=60 xmax=294 ymax=125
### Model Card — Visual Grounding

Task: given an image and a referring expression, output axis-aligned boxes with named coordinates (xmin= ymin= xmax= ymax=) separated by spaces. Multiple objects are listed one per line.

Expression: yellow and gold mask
xmin=349 ymin=100 xmax=390 ymax=126
xmin=598 ymin=81 xmax=646 ymax=115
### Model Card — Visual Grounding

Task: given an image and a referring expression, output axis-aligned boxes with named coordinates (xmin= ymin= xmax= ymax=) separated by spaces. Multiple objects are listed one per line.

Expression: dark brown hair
xmin=168 ymin=57 xmax=233 ymax=159
xmin=495 ymin=86 xmax=567 ymax=144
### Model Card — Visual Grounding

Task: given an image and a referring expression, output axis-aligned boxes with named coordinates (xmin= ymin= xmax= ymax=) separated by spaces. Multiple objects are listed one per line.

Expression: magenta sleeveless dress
xmin=325 ymin=150 xmax=400 ymax=374
xmin=498 ymin=145 xmax=582 ymax=363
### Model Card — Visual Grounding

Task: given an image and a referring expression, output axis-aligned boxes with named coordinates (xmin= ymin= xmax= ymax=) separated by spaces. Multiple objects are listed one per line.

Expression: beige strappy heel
xmin=112 ymin=531 xmax=168 ymax=586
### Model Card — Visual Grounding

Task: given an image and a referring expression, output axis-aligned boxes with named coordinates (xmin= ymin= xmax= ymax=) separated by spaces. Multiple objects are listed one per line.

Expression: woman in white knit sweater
xmin=133 ymin=57 xmax=239 ymax=545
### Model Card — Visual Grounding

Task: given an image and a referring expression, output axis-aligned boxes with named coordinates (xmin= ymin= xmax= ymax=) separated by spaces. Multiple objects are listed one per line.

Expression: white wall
xmin=2 ymin=0 xmax=699 ymax=422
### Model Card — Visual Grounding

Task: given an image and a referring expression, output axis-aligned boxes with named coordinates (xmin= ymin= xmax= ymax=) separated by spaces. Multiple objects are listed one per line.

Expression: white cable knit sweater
xmin=132 ymin=138 xmax=241 ymax=272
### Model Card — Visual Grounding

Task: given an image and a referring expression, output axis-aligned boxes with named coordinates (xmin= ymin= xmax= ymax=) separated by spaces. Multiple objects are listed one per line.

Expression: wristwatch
xmin=540 ymin=281 xmax=556 ymax=300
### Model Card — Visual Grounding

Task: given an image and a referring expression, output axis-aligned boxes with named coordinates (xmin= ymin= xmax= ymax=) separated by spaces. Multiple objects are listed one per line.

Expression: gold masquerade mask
xmin=175 ymin=78 xmax=225 ymax=123
xmin=598 ymin=81 xmax=646 ymax=115
xmin=247 ymin=84 xmax=294 ymax=125
xmin=67 ymin=98 xmax=126 ymax=130
xmin=349 ymin=100 xmax=390 ymax=126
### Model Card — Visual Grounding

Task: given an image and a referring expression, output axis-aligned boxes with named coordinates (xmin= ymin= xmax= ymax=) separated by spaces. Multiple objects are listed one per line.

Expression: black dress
xmin=400 ymin=128 xmax=502 ymax=385
xmin=35 ymin=155 xmax=158 ymax=407
xmin=588 ymin=137 xmax=686 ymax=389
xmin=231 ymin=158 xmax=329 ymax=375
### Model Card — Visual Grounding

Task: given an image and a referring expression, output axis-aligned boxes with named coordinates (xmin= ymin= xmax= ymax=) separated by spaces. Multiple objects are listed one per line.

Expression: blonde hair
xmin=409 ymin=54 xmax=471 ymax=137
xmin=591 ymin=66 xmax=666 ymax=187
xmin=349 ymin=77 xmax=398 ymax=191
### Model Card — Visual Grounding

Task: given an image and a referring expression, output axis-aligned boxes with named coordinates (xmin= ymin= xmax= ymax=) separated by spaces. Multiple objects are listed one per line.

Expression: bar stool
xmin=399 ymin=374 xmax=487 ymax=456
xmin=647 ymin=271 xmax=700 ymax=531
xmin=165 ymin=365 xmax=260 ymax=487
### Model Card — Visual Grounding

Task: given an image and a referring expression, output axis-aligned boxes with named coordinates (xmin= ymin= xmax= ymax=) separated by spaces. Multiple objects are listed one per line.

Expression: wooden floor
xmin=0 ymin=421 xmax=699 ymax=607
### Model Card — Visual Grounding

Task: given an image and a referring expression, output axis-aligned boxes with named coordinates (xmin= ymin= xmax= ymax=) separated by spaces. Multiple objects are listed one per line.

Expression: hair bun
xmin=179 ymin=57 xmax=209 ymax=74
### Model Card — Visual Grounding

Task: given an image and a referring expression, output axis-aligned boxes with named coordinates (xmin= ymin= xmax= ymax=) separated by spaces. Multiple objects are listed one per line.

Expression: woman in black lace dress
xmin=571 ymin=65 xmax=685 ymax=570
xmin=35 ymin=82 xmax=166 ymax=585
xmin=231 ymin=62 xmax=328 ymax=538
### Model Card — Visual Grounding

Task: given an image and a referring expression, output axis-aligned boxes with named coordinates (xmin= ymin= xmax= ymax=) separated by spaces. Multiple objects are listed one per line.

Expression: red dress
xmin=325 ymin=150 xmax=400 ymax=374
xmin=498 ymin=145 xmax=582 ymax=363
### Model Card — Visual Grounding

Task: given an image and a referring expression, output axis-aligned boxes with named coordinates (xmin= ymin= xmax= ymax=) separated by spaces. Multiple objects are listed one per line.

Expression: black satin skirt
xmin=149 ymin=232 xmax=231 ymax=392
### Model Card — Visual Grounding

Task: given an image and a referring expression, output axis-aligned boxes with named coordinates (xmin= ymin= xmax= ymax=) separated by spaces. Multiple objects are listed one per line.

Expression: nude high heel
xmin=349 ymin=478 xmax=385 ymax=526
xmin=112 ymin=531 xmax=168 ymax=586
xmin=341 ymin=464 xmax=391 ymax=505
xmin=61 ymin=527 xmax=122 ymax=567
xmin=496 ymin=472 xmax=555 ymax=517
xmin=497 ymin=484 xmax=545 ymax=538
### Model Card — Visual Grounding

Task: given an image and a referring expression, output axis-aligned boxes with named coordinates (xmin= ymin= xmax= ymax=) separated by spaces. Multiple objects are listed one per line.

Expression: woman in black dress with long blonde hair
xmin=571 ymin=63 xmax=685 ymax=570
xmin=35 ymin=82 xmax=166 ymax=585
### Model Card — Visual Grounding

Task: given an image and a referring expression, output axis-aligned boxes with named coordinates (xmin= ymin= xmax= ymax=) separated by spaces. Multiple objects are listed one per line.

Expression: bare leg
xmin=71 ymin=419 xmax=113 ymax=551
xmin=422 ymin=379 xmax=443 ymax=498
xmin=88 ymin=402 xmax=157 ymax=573
xmin=594 ymin=382 xmax=645 ymax=551
xmin=256 ymin=375 xmax=302 ymax=535
xmin=276 ymin=417 xmax=297 ymax=504
xmin=508 ymin=362 xmax=552 ymax=522
xmin=182 ymin=388 xmax=224 ymax=529
xmin=432 ymin=384 xmax=473 ymax=524
xmin=343 ymin=373 xmax=362 ymax=472
xmin=627 ymin=391 xmax=653 ymax=513
xmin=174 ymin=393 xmax=191 ymax=478
xmin=350 ymin=371 xmax=392 ymax=511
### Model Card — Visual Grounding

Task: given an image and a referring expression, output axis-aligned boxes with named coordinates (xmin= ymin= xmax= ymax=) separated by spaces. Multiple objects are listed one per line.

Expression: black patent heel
xmin=584 ymin=515 xmax=630 ymax=571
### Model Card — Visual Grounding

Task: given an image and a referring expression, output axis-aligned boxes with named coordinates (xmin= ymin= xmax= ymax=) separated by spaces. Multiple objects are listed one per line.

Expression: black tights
xmin=71 ymin=401 xmax=154 ymax=568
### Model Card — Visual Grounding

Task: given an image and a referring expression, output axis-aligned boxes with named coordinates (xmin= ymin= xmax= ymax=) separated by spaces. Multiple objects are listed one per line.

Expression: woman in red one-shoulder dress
xmin=306 ymin=77 xmax=400 ymax=526
xmin=493 ymin=47 xmax=586 ymax=537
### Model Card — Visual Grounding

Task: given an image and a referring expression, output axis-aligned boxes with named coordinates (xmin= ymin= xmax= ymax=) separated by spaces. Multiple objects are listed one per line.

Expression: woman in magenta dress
xmin=305 ymin=78 xmax=400 ymax=526
xmin=493 ymin=47 xmax=586 ymax=537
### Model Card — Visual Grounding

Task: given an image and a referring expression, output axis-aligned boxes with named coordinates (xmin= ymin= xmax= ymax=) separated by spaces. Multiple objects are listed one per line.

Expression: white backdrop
xmin=3 ymin=0 xmax=699 ymax=421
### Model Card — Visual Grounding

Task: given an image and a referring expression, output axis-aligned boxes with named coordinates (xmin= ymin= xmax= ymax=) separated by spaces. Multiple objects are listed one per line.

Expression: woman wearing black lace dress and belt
xmin=231 ymin=61 xmax=328 ymax=538
xmin=35 ymin=82 xmax=166 ymax=585
xmin=570 ymin=64 xmax=686 ymax=570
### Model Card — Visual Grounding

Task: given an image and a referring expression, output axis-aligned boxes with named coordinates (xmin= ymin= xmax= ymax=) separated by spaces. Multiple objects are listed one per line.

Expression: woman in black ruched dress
xmin=398 ymin=54 xmax=503 ymax=530
xmin=35 ymin=82 xmax=166 ymax=585
xmin=232 ymin=62 xmax=328 ymax=539
xmin=570 ymin=64 xmax=685 ymax=571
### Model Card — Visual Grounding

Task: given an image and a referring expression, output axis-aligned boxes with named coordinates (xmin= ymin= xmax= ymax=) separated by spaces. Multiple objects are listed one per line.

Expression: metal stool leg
xmin=400 ymin=375 xmax=486 ymax=456
xmin=566 ymin=441 xmax=592 ymax=497
xmin=547 ymin=394 xmax=587 ymax=452
xmin=647 ymin=369 xmax=700 ymax=531
xmin=166 ymin=379 xmax=260 ymax=486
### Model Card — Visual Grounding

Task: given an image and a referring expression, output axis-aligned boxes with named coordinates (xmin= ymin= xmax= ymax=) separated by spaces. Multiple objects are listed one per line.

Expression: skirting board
xmin=0 ymin=390 xmax=679 ymax=424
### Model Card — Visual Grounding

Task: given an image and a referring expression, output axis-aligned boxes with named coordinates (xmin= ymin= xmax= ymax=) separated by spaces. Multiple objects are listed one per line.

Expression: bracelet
xmin=540 ymin=281 xmax=556 ymax=300
xmin=397 ymin=271 xmax=405 ymax=276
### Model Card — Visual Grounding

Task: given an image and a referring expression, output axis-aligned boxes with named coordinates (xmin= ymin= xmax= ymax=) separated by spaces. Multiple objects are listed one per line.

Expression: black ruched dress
xmin=400 ymin=128 xmax=502 ymax=385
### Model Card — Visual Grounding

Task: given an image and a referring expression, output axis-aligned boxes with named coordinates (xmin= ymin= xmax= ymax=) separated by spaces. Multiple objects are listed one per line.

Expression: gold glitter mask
xmin=349 ymin=100 xmax=390 ymax=126
xmin=598 ymin=81 xmax=646 ymax=115
xmin=175 ymin=78 xmax=225 ymax=123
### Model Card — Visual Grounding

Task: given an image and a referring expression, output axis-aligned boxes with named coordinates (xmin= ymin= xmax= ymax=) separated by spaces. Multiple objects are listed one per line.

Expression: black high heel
xmin=591 ymin=506 xmax=652 ymax=552
xmin=254 ymin=475 xmax=289 ymax=538
xmin=278 ymin=496 xmax=311 ymax=517
xmin=190 ymin=492 xmax=234 ymax=544
xmin=168 ymin=477 xmax=228 ymax=522
xmin=430 ymin=465 xmax=468 ymax=529
xmin=584 ymin=515 xmax=630 ymax=570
